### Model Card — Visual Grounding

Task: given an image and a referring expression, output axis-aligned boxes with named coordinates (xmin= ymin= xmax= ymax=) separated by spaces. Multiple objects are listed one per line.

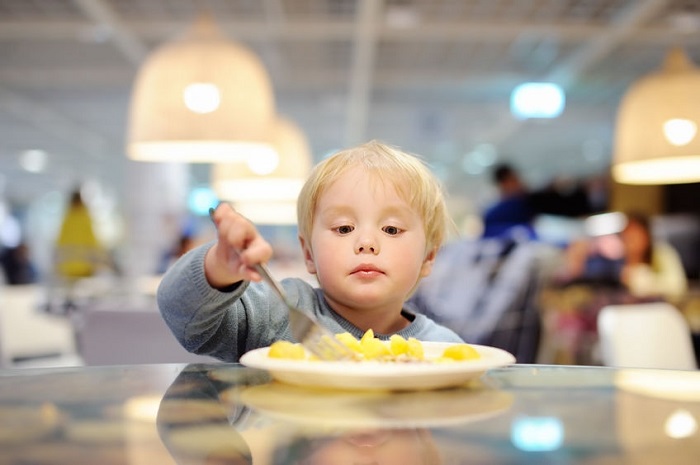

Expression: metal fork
xmin=208 ymin=207 xmax=352 ymax=361
xmin=252 ymin=262 xmax=354 ymax=361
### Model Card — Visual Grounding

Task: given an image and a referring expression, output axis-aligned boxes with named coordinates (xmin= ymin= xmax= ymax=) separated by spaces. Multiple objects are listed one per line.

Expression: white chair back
xmin=597 ymin=302 xmax=697 ymax=370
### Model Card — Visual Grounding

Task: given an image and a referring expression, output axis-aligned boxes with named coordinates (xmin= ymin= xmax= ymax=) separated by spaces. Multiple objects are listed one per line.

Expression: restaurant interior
xmin=3 ymin=2 xmax=700 ymax=464
xmin=1 ymin=0 xmax=700 ymax=369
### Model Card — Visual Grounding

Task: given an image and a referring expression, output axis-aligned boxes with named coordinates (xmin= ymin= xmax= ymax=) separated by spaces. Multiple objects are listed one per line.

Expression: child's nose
xmin=355 ymin=237 xmax=379 ymax=254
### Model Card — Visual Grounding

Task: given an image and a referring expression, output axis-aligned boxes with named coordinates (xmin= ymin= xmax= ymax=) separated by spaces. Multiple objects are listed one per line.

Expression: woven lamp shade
xmin=612 ymin=47 xmax=700 ymax=184
xmin=127 ymin=14 xmax=276 ymax=163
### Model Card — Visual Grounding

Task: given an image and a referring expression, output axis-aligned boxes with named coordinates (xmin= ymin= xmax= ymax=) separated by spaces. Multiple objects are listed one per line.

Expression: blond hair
xmin=297 ymin=140 xmax=450 ymax=253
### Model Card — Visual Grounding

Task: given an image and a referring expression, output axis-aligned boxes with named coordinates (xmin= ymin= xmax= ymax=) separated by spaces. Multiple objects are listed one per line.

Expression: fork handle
xmin=252 ymin=263 xmax=292 ymax=306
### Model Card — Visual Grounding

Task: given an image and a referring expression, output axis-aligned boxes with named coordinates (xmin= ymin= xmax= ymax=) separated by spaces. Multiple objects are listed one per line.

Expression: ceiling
xmin=1 ymin=0 xmax=700 ymax=216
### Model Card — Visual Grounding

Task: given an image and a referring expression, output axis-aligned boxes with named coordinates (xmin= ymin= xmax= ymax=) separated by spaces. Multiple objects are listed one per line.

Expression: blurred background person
xmin=543 ymin=211 xmax=689 ymax=364
xmin=482 ymin=163 xmax=598 ymax=241
xmin=557 ymin=211 xmax=687 ymax=304
xmin=47 ymin=187 xmax=112 ymax=312
xmin=618 ymin=212 xmax=687 ymax=304
xmin=0 ymin=241 xmax=37 ymax=285
xmin=157 ymin=232 xmax=197 ymax=274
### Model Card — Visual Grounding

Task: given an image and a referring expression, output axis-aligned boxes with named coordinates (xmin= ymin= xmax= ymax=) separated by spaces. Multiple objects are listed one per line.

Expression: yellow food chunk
xmin=360 ymin=337 xmax=391 ymax=360
xmin=442 ymin=344 xmax=481 ymax=361
xmin=360 ymin=328 xmax=375 ymax=344
xmin=335 ymin=332 xmax=362 ymax=352
xmin=406 ymin=337 xmax=424 ymax=360
xmin=266 ymin=330 xmax=434 ymax=364
xmin=268 ymin=340 xmax=306 ymax=360
xmin=389 ymin=334 xmax=408 ymax=356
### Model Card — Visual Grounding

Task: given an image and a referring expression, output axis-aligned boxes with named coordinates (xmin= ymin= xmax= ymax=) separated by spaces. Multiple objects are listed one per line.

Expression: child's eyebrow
xmin=381 ymin=204 xmax=416 ymax=217
xmin=318 ymin=205 xmax=354 ymax=217
xmin=320 ymin=204 xmax=414 ymax=217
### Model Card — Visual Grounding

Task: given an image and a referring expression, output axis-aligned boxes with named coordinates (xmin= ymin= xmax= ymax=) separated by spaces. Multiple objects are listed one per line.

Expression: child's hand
xmin=204 ymin=204 xmax=274 ymax=287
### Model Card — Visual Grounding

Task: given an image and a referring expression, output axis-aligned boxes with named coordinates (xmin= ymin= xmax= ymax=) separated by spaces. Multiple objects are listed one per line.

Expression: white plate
xmin=239 ymin=342 xmax=516 ymax=391
xmin=235 ymin=382 xmax=514 ymax=430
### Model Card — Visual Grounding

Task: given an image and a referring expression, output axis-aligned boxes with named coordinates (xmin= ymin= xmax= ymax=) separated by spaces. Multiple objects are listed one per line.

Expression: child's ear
xmin=298 ymin=235 xmax=317 ymax=274
xmin=419 ymin=247 xmax=438 ymax=278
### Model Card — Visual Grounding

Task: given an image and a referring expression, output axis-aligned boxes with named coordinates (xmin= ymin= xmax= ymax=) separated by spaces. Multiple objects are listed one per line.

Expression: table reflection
xmin=0 ymin=363 xmax=698 ymax=464
xmin=156 ymin=364 xmax=514 ymax=464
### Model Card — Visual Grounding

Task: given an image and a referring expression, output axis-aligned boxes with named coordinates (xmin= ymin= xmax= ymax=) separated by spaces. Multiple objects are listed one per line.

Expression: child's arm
xmin=205 ymin=204 xmax=274 ymax=289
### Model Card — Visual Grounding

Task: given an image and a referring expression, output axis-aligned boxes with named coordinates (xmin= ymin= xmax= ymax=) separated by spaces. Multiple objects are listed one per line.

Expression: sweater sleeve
xmin=156 ymin=242 xmax=291 ymax=362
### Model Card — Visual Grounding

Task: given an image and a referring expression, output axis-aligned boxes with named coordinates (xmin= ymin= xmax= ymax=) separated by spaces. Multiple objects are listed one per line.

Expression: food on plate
xmin=267 ymin=340 xmax=306 ymax=360
xmin=438 ymin=343 xmax=481 ymax=362
xmin=267 ymin=329 xmax=481 ymax=363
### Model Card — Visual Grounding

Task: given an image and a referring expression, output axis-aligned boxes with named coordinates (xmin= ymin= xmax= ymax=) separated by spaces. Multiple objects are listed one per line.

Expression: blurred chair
xmin=75 ymin=304 xmax=218 ymax=366
xmin=0 ymin=285 xmax=78 ymax=367
xmin=409 ymin=238 xmax=557 ymax=363
xmin=597 ymin=302 xmax=698 ymax=370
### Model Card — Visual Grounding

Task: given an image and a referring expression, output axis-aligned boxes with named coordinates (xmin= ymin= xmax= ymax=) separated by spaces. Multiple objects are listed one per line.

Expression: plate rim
xmin=239 ymin=341 xmax=516 ymax=380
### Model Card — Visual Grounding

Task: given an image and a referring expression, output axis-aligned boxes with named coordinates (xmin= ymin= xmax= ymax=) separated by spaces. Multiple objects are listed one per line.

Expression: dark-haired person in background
xmin=482 ymin=163 xmax=597 ymax=241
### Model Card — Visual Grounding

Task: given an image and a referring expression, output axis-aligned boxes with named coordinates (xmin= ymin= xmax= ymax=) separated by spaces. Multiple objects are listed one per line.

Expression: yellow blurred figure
xmin=54 ymin=189 xmax=104 ymax=279
xmin=46 ymin=187 xmax=112 ymax=313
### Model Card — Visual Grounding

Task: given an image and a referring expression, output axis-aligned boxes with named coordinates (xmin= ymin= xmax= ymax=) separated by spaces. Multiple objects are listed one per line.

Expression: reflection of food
xmin=156 ymin=399 xmax=230 ymax=424
xmin=165 ymin=425 xmax=251 ymax=461
xmin=0 ymin=403 xmax=62 ymax=444
xmin=64 ymin=420 xmax=129 ymax=444
xmin=269 ymin=330 xmax=481 ymax=363
xmin=234 ymin=382 xmax=513 ymax=430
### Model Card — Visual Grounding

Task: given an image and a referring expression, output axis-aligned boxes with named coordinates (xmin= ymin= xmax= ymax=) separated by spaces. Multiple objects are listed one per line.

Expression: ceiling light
xmin=510 ymin=82 xmax=565 ymax=119
xmin=211 ymin=117 xmax=312 ymax=224
xmin=126 ymin=13 xmax=276 ymax=163
xmin=19 ymin=149 xmax=48 ymax=173
xmin=612 ymin=47 xmax=700 ymax=184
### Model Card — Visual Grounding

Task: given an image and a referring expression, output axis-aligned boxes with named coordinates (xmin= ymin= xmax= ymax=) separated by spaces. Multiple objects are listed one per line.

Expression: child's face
xmin=298 ymin=429 xmax=438 ymax=465
xmin=300 ymin=166 xmax=435 ymax=317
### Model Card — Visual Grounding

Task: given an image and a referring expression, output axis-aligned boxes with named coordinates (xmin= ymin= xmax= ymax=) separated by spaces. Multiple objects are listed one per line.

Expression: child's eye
xmin=383 ymin=225 xmax=402 ymax=235
xmin=335 ymin=225 xmax=354 ymax=235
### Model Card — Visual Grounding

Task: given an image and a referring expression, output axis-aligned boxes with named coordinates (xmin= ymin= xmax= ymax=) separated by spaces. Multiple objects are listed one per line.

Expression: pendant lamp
xmin=126 ymin=13 xmax=276 ymax=163
xmin=211 ymin=117 xmax=312 ymax=224
xmin=612 ymin=47 xmax=700 ymax=184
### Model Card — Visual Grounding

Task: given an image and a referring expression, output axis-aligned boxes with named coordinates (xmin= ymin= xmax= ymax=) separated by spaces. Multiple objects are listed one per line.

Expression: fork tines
xmin=303 ymin=325 xmax=355 ymax=361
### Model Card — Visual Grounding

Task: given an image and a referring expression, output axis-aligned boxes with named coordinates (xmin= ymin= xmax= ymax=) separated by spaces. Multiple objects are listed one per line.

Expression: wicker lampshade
xmin=126 ymin=14 xmax=276 ymax=163
xmin=612 ymin=47 xmax=700 ymax=184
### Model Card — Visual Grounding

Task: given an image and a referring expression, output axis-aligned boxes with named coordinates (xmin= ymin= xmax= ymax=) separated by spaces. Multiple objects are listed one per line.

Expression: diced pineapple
xmin=268 ymin=340 xmax=307 ymax=360
xmin=360 ymin=337 xmax=391 ymax=360
xmin=442 ymin=343 xmax=481 ymax=361
xmin=406 ymin=337 xmax=424 ymax=360
xmin=335 ymin=332 xmax=362 ymax=352
xmin=389 ymin=334 xmax=409 ymax=356
xmin=360 ymin=328 xmax=375 ymax=344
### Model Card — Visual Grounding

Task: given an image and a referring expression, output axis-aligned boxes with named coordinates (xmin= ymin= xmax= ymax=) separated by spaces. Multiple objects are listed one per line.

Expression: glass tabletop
xmin=0 ymin=363 xmax=698 ymax=464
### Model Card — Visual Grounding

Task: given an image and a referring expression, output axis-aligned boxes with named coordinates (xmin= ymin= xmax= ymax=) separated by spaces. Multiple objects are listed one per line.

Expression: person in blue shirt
xmin=482 ymin=163 xmax=595 ymax=241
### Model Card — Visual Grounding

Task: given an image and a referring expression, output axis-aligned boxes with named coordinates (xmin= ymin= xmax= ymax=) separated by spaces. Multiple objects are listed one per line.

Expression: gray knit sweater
xmin=157 ymin=243 xmax=464 ymax=362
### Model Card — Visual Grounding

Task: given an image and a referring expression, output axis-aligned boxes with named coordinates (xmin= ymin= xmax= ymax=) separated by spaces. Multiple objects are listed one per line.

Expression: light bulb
xmin=663 ymin=118 xmax=697 ymax=146
xmin=183 ymin=83 xmax=221 ymax=114
xmin=248 ymin=150 xmax=280 ymax=175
